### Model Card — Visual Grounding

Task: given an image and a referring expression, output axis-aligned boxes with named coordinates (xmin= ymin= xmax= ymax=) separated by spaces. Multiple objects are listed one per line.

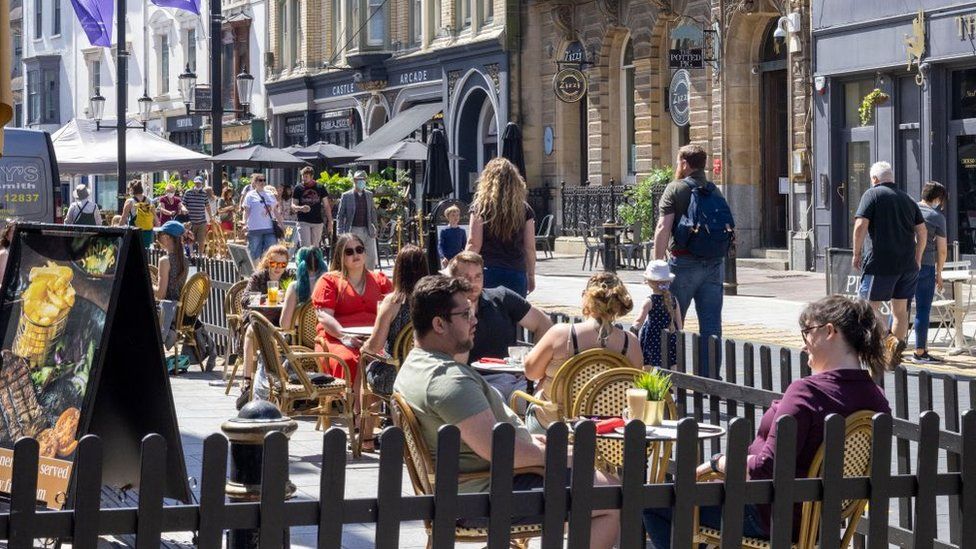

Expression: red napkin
xmin=595 ymin=417 xmax=625 ymax=434
xmin=479 ymin=357 xmax=507 ymax=364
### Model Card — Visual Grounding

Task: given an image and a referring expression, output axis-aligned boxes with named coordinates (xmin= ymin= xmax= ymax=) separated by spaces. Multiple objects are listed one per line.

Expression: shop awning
xmin=352 ymin=102 xmax=442 ymax=158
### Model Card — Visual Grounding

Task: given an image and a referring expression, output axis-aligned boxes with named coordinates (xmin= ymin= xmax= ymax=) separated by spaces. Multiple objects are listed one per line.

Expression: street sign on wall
xmin=669 ymin=70 xmax=691 ymax=127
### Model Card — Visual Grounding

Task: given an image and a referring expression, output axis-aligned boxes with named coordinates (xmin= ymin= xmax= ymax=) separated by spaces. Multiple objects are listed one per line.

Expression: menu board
xmin=0 ymin=225 xmax=189 ymax=509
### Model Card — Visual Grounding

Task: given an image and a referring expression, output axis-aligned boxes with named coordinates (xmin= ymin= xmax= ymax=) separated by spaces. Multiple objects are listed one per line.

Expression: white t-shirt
xmin=243 ymin=189 xmax=277 ymax=231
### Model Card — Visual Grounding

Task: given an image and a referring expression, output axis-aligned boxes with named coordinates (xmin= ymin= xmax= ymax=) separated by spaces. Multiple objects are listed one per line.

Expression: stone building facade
xmin=521 ymin=0 xmax=815 ymax=269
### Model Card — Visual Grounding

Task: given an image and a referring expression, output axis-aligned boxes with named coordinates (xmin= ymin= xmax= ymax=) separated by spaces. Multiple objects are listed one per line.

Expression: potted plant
xmin=858 ymin=88 xmax=890 ymax=126
xmin=633 ymin=369 xmax=673 ymax=426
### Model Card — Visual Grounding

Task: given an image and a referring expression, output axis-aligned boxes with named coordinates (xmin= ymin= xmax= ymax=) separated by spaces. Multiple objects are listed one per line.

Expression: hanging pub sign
xmin=669 ymin=23 xmax=706 ymax=70
xmin=669 ymin=69 xmax=691 ymax=127
xmin=0 ymin=225 xmax=189 ymax=510
xmin=554 ymin=68 xmax=588 ymax=103
xmin=192 ymin=86 xmax=213 ymax=112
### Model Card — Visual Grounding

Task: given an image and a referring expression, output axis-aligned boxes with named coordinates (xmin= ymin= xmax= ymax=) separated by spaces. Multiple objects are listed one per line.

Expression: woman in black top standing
xmin=466 ymin=157 xmax=536 ymax=297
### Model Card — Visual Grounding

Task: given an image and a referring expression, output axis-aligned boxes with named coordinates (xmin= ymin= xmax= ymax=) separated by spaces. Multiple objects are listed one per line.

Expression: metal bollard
xmin=221 ymin=400 xmax=298 ymax=549
xmin=602 ymin=221 xmax=619 ymax=273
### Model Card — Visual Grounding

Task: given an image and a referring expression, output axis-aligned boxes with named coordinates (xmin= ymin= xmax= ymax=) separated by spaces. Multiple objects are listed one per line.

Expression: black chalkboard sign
xmin=0 ymin=225 xmax=189 ymax=508
xmin=825 ymin=248 xmax=859 ymax=296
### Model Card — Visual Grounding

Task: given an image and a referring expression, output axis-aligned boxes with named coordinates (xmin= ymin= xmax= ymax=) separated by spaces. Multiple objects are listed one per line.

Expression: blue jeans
xmin=669 ymin=255 xmax=724 ymax=377
xmin=643 ymin=504 xmax=768 ymax=548
xmin=484 ymin=265 xmax=528 ymax=297
xmin=913 ymin=264 xmax=937 ymax=350
xmin=247 ymin=229 xmax=278 ymax=262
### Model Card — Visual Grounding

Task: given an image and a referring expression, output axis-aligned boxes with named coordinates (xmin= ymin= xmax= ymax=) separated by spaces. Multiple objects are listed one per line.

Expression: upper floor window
xmin=186 ymin=29 xmax=197 ymax=72
xmin=431 ymin=0 xmax=442 ymax=36
xmin=158 ymin=34 xmax=170 ymax=94
xmin=88 ymin=59 xmax=100 ymax=97
xmin=331 ymin=0 xmax=343 ymax=57
xmin=482 ymin=0 xmax=492 ymax=24
xmin=366 ymin=0 xmax=386 ymax=47
xmin=52 ymin=0 xmax=60 ymax=35
xmin=33 ymin=0 xmax=41 ymax=39
xmin=457 ymin=0 xmax=470 ymax=30
xmin=409 ymin=0 xmax=421 ymax=46
xmin=27 ymin=70 xmax=39 ymax=123
xmin=284 ymin=0 xmax=299 ymax=66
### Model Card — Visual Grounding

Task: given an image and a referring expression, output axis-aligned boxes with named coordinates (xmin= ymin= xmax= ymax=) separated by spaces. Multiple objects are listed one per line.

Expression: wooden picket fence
xmin=0 ymin=411 xmax=971 ymax=548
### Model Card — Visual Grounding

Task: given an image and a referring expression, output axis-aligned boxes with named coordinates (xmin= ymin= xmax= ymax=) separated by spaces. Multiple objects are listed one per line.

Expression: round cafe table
xmin=341 ymin=325 xmax=374 ymax=338
xmin=471 ymin=359 xmax=534 ymax=395
xmin=247 ymin=294 xmax=283 ymax=313
xmin=594 ymin=419 xmax=726 ymax=441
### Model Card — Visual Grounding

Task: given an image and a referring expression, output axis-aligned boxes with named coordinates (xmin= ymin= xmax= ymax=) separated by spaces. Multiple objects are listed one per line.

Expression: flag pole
xmin=116 ymin=0 xmax=128 ymax=211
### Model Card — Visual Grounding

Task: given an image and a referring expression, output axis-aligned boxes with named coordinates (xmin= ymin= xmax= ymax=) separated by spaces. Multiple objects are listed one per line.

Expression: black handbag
xmin=258 ymin=192 xmax=285 ymax=239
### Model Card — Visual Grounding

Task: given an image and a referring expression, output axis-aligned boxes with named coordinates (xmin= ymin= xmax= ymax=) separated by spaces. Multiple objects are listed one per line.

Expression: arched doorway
xmin=455 ymin=86 xmax=496 ymax=201
xmin=367 ymin=103 xmax=388 ymax=135
xmin=759 ymin=19 xmax=788 ymax=249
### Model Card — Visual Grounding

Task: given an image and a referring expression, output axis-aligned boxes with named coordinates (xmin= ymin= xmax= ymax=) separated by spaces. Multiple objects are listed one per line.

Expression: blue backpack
xmin=673 ymin=178 xmax=735 ymax=258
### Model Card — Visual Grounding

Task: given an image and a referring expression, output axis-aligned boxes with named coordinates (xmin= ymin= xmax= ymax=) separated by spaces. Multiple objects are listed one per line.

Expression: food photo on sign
xmin=0 ymin=229 xmax=120 ymax=506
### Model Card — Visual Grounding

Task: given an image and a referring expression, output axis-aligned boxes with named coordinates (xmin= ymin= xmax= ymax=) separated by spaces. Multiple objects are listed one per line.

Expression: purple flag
xmin=69 ymin=0 xmax=113 ymax=47
xmin=150 ymin=0 xmax=200 ymax=14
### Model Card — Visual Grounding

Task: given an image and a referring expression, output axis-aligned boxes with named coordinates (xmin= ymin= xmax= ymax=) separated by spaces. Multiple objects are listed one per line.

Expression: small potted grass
xmin=634 ymin=370 xmax=673 ymax=426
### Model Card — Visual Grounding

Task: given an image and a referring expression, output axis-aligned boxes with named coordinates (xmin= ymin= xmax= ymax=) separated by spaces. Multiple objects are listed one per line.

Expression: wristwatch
xmin=710 ymin=453 xmax=724 ymax=473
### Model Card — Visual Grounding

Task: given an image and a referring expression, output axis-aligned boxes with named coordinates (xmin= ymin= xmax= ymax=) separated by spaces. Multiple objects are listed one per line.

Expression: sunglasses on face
xmin=344 ymin=245 xmax=366 ymax=256
xmin=268 ymin=261 xmax=288 ymax=269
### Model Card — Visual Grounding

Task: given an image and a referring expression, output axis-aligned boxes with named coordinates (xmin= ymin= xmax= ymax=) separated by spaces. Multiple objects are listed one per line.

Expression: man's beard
xmin=455 ymin=337 xmax=474 ymax=355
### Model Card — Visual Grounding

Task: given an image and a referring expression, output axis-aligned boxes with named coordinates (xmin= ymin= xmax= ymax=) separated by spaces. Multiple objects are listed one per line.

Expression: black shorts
xmin=858 ymin=271 xmax=919 ymax=301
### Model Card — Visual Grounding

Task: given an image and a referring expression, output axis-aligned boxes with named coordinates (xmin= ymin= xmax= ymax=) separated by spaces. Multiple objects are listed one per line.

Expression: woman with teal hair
xmin=280 ymin=246 xmax=326 ymax=329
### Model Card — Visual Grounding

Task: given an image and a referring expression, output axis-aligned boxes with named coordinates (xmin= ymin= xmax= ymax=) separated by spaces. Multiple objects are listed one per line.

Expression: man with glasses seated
xmin=394 ymin=275 xmax=620 ymax=549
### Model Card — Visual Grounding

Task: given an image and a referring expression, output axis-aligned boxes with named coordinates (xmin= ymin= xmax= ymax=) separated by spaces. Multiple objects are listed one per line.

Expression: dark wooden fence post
xmin=567 ymin=422 xmax=597 ymax=549
xmin=541 ymin=422 xmax=570 ymax=549
xmin=913 ymin=412 xmax=940 ymax=549
xmin=866 ymin=414 xmax=892 ymax=549
xmin=317 ymin=428 xmax=348 ymax=549
xmin=488 ymin=423 xmax=516 ymax=549
xmin=768 ymin=415 xmax=797 ymax=547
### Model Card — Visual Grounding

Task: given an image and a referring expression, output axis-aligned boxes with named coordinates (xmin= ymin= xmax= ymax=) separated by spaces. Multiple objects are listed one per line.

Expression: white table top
xmin=942 ymin=270 xmax=972 ymax=282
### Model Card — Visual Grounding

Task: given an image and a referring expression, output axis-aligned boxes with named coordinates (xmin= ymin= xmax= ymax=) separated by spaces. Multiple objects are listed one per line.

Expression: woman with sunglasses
xmin=235 ymin=245 xmax=295 ymax=407
xmin=242 ymin=173 xmax=283 ymax=262
xmin=312 ymin=233 xmax=392 ymax=383
xmin=642 ymin=295 xmax=892 ymax=547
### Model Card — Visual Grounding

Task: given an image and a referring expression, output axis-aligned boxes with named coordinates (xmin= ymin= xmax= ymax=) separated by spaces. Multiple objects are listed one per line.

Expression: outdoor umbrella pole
xmin=115 ymin=0 xmax=127 ymax=211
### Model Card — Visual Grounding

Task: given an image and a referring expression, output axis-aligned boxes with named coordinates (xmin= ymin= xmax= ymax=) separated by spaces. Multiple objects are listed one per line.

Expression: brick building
xmin=520 ymin=0 xmax=815 ymax=270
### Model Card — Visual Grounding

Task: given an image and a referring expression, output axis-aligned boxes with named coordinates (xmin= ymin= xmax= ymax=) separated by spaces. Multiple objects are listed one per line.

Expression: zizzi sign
xmin=563 ymin=41 xmax=586 ymax=64
xmin=669 ymin=69 xmax=691 ymax=127
xmin=553 ymin=68 xmax=587 ymax=103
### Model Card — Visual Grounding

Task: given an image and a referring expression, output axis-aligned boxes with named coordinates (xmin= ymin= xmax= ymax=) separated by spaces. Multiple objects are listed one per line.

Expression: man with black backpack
xmin=65 ymin=184 xmax=102 ymax=226
xmin=652 ymin=145 xmax=735 ymax=377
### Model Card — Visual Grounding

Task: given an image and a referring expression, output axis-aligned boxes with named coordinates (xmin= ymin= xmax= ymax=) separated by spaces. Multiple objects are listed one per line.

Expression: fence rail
xmin=0 ymin=411 xmax=971 ymax=548
xmin=559 ymin=183 xmax=633 ymax=236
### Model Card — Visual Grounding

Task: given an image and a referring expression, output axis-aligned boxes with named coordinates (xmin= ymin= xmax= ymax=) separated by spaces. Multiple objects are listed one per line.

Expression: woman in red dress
xmin=313 ymin=233 xmax=392 ymax=382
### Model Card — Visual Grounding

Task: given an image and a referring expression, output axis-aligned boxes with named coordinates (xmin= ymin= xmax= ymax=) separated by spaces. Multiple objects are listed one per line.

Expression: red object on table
xmin=478 ymin=357 xmax=507 ymax=364
xmin=595 ymin=418 xmax=625 ymax=434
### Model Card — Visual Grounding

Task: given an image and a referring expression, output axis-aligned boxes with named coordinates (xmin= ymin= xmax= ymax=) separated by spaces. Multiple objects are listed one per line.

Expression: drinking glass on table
xmin=267 ymin=281 xmax=279 ymax=305
xmin=625 ymin=388 xmax=647 ymax=422
xmin=507 ymin=345 xmax=529 ymax=368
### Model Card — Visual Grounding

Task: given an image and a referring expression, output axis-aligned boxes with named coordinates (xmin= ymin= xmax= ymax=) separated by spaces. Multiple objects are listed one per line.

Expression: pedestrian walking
xmin=183 ymin=176 xmax=210 ymax=253
xmin=852 ymin=161 xmax=927 ymax=367
xmin=217 ymin=187 xmax=237 ymax=236
xmin=465 ymin=157 xmax=537 ymax=297
xmin=242 ymin=173 xmax=284 ymax=262
xmin=120 ymin=180 xmax=158 ymax=249
xmin=910 ymin=181 xmax=948 ymax=364
xmin=293 ymin=166 xmax=333 ymax=249
xmin=157 ymin=183 xmax=185 ymax=224
xmin=635 ymin=260 xmax=681 ymax=369
xmin=336 ymin=170 xmax=378 ymax=269
xmin=279 ymin=184 xmax=297 ymax=222
xmin=64 ymin=184 xmax=102 ymax=225
xmin=652 ymin=144 xmax=734 ymax=376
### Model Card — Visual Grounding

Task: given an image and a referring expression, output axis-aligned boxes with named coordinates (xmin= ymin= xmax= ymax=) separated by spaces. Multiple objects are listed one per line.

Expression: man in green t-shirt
xmin=394 ymin=275 xmax=619 ymax=548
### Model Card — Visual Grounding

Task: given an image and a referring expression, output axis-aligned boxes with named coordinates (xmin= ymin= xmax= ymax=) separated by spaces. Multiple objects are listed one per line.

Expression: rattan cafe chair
xmin=694 ymin=410 xmax=877 ymax=549
xmin=358 ymin=323 xmax=415 ymax=453
xmin=222 ymin=279 xmax=249 ymax=390
xmin=250 ymin=311 xmax=359 ymax=455
xmin=173 ymin=272 xmax=211 ymax=369
xmin=510 ymin=348 xmax=633 ymax=424
xmin=390 ymin=392 xmax=544 ymax=549
xmin=572 ymin=367 xmax=677 ymax=482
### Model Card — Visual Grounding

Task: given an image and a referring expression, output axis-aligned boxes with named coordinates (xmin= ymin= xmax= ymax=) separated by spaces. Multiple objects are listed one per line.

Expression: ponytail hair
xmin=799 ymin=295 xmax=887 ymax=378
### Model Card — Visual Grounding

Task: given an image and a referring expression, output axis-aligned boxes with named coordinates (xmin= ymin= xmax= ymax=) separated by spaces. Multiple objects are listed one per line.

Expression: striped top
xmin=183 ymin=188 xmax=209 ymax=224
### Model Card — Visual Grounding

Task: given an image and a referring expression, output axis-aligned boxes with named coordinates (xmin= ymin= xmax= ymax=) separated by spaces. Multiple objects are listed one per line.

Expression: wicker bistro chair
xmin=292 ymin=300 xmax=319 ymax=349
xmin=390 ymin=392 xmax=544 ymax=549
xmin=172 ymin=272 xmax=211 ymax=368
xmin=358 ymin=322 xmax=415 ymax=453
xmin=694 ymin=410 xmax=877 ymax=549
xmin=572 ymin=367 xmax=677 ymax=482
xmin=249 ymin=312 xmax=359 ymax=454
xmin=222 ymin=280 xmax=249 ymax=387
xmin=148 ymin=264 xmax=159 ymax=288
xmin=510 ymin=348 xmax=634 ymax=424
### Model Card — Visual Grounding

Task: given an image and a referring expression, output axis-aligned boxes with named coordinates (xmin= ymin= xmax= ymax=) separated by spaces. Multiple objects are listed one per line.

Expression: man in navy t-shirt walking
xmin=852 ymin=161 xmax=927 ymax=367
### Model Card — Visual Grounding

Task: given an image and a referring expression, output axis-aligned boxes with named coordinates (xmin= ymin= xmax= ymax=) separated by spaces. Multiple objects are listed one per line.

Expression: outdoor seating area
xmin=58 ymin=250 xmax=966 ymax=548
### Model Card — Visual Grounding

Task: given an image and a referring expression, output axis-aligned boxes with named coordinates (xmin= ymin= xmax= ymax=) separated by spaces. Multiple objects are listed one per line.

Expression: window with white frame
xmin=482 ymin=0 xmax=492 ymax=24
xmin=621 ymin=39 xmax=636 ymax=177
xmin=158 ymin=34 xmax=170 ymax=94
xmin=457 ymin=0 xmax=470 ymax=30
xmin=52 ymin=0 xmax=60 ymax=34
xmin=366 ymin=0 xmax=386 ymax=47
xmin=186 ymin=28 xmax=197 ymax=72
xmin=431 ymin=0 xmax=441 ymax=36
xmin=27 ymin=70 xmax=39 ymax=123
xmin=33 ymin=0 xmax=41 ymax=39
xmin=285 ymin=0 xmax=298 ymax=66
xmin=88 ymin=58 xmax=100 ymax=97
xmin=331 ymin=0 xmax=343 ymax=57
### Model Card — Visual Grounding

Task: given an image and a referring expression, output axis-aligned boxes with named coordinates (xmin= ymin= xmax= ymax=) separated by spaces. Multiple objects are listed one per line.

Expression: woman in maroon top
xmin=644 ymin=295 xmax=891 ymax=547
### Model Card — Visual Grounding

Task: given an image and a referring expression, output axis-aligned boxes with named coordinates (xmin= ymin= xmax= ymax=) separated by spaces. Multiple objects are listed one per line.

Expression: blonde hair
xmin=582 ymin=272 xmax=633 ymax=345
xmin=330 ymin=233 xmax=367 ymax=277
xmin=164 ymin=183 xmax=177 ymax=194
xmin=256 ymin=245 xmax=290 ymax=272
xmin=445 ymin=204 xmax=461 ymax=218
xmin=471 ymin=157 xmax=527 ymax=241
xmin=447 ymin=250 xmax=484 ymax=274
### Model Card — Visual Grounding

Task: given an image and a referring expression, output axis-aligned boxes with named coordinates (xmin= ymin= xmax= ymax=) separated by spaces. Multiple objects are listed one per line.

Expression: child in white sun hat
xmin=634 ymin=260 xmax=682 ymax=367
